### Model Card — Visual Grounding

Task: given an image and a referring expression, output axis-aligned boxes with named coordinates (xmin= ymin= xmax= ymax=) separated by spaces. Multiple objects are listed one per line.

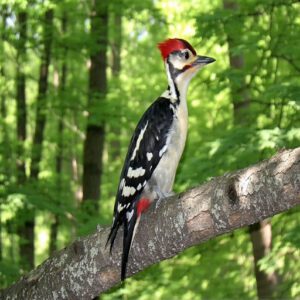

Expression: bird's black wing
xmin=107 ymin=96 xmax=176 ymax=279
xmin=119 ymin=98 xmax=175 ymax=204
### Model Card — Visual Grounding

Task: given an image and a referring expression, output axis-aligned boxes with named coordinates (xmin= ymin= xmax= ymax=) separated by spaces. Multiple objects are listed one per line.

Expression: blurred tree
xmin=0 ymin=4 xmax=11 ymax=180
xmin=109 ymin=1 xmax=123 ymax=160
xmin=222 ymin=0 xmax=250 ymax=125
xmin=0 ymin=0 xmax=299 ymax=297
xmin=82 ymin=0 xmax=108 ymax=213
xmin=0 ymin=4 xmax=9 ymax=263
xmin=49 ymin=11 xmax=68 ymax=256
xmin=15 ymin=9 xmax=27 ymax=184
xmin=249 ymin=220 xmax=278 ymax=299
xmin=14 ymin=6 xmax=30 ymax=271
xmin=30 ymin=9 xmax=54 ymax=179
xmin=223 ymin=1 xmax=279 ymax=298
xmin=25 ymin=7 xmax=54 ymax=269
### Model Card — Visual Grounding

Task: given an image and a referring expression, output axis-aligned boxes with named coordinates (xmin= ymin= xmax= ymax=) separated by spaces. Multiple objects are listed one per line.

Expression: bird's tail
xmin=106 ymin=216 xmax=121 ymax=253
xmin=121 ymin=204 xmax=139 ymax=281
xmin=121 ymin=198 xmax=151 ymax=280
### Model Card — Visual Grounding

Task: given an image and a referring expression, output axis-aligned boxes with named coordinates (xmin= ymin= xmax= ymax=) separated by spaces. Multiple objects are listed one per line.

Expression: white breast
xmin=150 ymin=100 xmax=188 ymax=195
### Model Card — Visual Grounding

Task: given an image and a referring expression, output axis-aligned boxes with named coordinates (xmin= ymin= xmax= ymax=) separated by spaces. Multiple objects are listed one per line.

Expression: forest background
xmin=0 ymin=0 xmax=299 ymax=299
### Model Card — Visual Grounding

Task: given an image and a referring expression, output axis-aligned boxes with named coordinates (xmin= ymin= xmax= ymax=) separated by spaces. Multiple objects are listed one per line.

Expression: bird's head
xmin=158 ymin=38 xmax=215 ymax=97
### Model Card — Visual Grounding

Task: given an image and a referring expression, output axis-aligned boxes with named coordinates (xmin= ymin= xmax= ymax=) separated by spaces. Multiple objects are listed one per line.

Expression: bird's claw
xmin=155 ymin=191 xmax=175 ymax=210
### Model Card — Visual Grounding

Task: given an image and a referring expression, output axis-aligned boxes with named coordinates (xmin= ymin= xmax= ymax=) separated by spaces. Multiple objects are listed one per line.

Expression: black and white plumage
xmin=107 ymin=38 xmax=215 ymax=280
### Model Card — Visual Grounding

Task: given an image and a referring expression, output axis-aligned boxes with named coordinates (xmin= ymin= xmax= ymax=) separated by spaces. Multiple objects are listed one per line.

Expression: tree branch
xmin=2 ymin=148 xmax=300 ymax=300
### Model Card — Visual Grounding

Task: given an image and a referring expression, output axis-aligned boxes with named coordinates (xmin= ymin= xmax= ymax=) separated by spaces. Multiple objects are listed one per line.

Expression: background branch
xmin=2 ymin=148 xmax=300 ymax=300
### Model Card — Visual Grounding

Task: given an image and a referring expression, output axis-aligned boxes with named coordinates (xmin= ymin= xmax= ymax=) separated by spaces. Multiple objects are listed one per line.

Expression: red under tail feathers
xmin=137 ymin=198 xmax=151 ymax=216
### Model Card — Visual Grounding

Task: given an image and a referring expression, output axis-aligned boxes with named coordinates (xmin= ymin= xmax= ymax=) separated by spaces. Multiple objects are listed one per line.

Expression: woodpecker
xmin=107 ymin=38 xmax=215 ymax=280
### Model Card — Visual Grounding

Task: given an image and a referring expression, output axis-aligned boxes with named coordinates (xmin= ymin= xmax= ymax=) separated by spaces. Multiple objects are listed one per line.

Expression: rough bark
xmin=82 ymin=0 xmax=108 ymax=209
xmin=2 ymin=148 xmax=299 ymax=300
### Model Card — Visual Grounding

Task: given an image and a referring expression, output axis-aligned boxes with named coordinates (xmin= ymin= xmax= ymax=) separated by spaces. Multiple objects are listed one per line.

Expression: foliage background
xmin=0 ymin=0 xmax=299 ymax=299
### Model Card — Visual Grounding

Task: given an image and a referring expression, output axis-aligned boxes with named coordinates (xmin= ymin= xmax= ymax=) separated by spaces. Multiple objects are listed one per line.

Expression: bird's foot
xmin=155 ymin=191 xmax=175 ymax=210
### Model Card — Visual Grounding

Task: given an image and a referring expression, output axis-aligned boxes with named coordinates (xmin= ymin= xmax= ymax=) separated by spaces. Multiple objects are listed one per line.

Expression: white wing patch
xmin=127 ymin=167 xmax=145 ymax=178
xmin=159 ymin=131 xmax=172 ymax=157
xmin=126 ymin=210 xmax=134 ymax=222
xmin=131 ymin=121 xmax=148 ymax=161
xmin=117 ymin=203 xmax=124 ymax=212
xmin=159 ymin=145 xmax=168 ymax=157
xmin=119 ymin=178 xmax=125 ymax=190
xmin=146 ymin=152 xmax=153 ymax=161
xmin=137 ymin=183 xmax=142 ymax=191
xmin=122 ymin=186 xmax=136 ymax=197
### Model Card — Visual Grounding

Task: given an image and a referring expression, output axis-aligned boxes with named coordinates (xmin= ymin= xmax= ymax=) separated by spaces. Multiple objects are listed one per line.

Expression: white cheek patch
xmin=127 ymin=167 xmax=146 ymax=178
xmin=172 ymin=59 xmax=186 ymax=70
xmin=170 ymin=51 xmax=194 ymax=70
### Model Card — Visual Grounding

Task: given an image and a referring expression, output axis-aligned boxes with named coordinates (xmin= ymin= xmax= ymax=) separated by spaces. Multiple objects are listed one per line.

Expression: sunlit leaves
xmin=0 ymin=0 xmax=299 ymax=298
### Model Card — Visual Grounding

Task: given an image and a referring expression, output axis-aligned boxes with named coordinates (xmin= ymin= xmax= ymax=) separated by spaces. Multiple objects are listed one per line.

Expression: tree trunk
xmin=2 ymin=148 xmax=299 ymax=299
xmin=0 ymin=4 xmax=11 ymax=180
xmin=223 ymin=0 xmax=250 ymax=126
xmin=49 ymin=12 xmax=68 ymax=256
xmin=249 ymin=220 xmax=279 ymax=299
xmin=0 ymin=4 xmax=9 ymax=261
xmin=223 ymin=1 xmax=279 ymax=298
xmin=16 ymin=11 xmax=27 ymax=184
xmin=14 ymin=9 xmax=32 ymax=271
xmin=30 ymin=9 xmax=53 ymax=179
xmin=109 ymin=5 xmax=122 ymax=159
xmin=22 ymin=8 xmax=53 ymax=270
xmin=82 ymin=0 xmax=108 ymax=212
xmin=49 ymin=69 xmax=64 ymax=255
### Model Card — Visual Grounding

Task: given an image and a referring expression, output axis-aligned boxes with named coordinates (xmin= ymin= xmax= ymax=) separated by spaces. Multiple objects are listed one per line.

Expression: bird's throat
xmin=165 ymin=62 xmax=190 ymax=105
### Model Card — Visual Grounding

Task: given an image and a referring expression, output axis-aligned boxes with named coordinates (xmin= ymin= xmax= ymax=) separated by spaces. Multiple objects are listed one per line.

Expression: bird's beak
xmin=192 ymin=55 xmax=216 ymax=67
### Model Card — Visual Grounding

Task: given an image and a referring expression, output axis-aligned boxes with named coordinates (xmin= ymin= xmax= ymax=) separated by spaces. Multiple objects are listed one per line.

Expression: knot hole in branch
xmin=227 ymin=177 xmax=239 ymax=206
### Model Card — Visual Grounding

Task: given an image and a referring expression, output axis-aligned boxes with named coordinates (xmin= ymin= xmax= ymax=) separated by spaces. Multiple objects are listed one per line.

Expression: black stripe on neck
xmin=166 ymin=59 xmax=180 ymax=103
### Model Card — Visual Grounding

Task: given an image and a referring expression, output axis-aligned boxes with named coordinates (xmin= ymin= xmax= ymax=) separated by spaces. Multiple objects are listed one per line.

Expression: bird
xmin=106 ymin=38 xmax=215 ymax=281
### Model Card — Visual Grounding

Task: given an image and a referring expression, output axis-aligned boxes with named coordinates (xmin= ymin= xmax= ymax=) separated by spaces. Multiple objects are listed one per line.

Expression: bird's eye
xmin=184 ymin=51 xmax=189 ymax=60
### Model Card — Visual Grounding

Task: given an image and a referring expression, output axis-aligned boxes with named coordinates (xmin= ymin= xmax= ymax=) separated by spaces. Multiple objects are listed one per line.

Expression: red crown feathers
xmin=157 ymin=38 xmax=197 ymax=60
